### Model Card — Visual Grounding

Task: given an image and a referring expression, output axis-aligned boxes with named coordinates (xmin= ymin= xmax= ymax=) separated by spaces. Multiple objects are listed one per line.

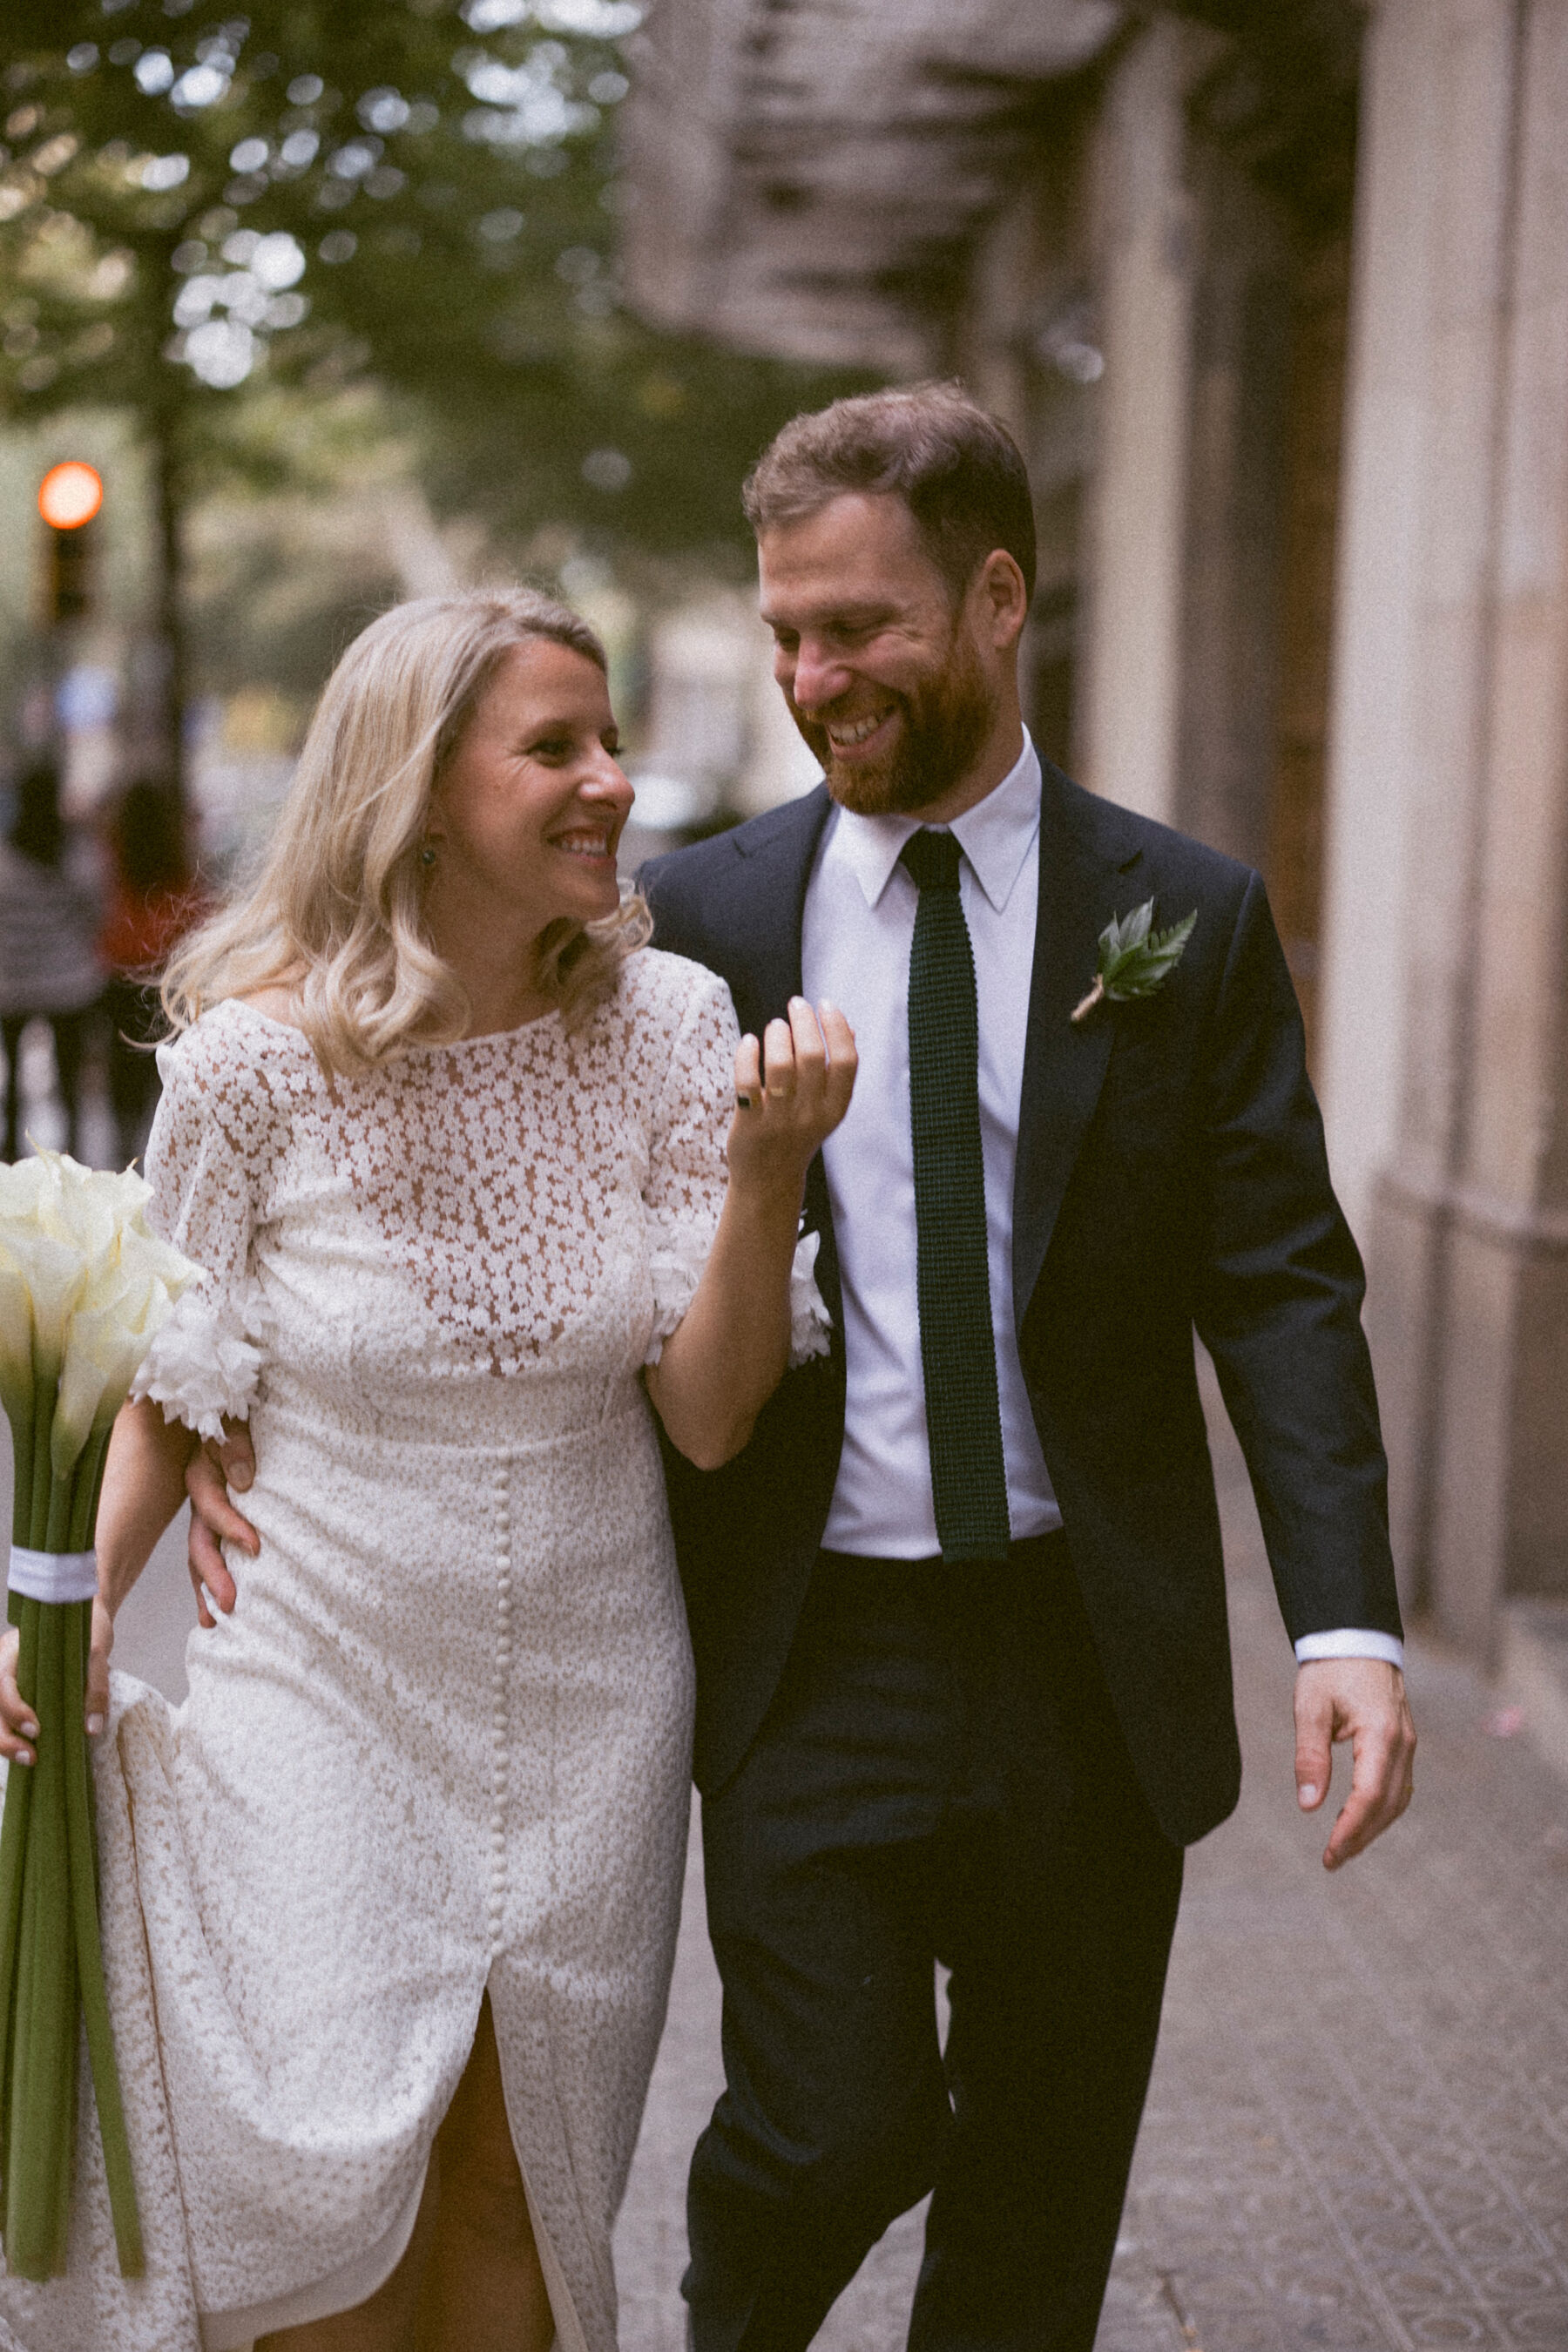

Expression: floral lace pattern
xmin=132 ymin=950 xmax=824 ymax=1439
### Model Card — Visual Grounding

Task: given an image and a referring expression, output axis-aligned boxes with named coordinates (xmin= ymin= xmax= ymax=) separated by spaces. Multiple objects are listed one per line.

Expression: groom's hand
xmin=186 ymin=1424 xmax=260 ymax=1627
xmin=1294 ymin=1657 xmax=1416 ymax=1869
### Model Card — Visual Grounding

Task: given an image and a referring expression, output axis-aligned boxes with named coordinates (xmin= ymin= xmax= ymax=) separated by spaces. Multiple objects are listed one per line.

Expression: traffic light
xmin=37 ymin=462 xmax=103 ymax=625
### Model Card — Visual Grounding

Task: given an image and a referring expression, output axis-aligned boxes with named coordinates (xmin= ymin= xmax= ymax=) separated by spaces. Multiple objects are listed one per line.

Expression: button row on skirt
xmin=489 ymin=1463 xmax=511 ymax=1948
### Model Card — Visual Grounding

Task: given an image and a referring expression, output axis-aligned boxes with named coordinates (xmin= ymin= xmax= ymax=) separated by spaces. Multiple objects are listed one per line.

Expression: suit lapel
xmin=721 ymin=785 xmax=831 ymax=1037
xmin=1012 ymin=765 xmax=1144 ymax=1323
xmin=724 ymin=787 xmax=843 ymax=1327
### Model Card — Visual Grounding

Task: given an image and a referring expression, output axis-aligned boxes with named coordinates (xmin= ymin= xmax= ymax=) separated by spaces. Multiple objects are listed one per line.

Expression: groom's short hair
xmin=743 ymin=383 xmax=1037 ymax=605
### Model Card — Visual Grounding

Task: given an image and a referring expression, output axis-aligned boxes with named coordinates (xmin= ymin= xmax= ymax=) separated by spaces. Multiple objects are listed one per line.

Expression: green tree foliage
xmin=0 ymin=0 xmax=862 ymax=557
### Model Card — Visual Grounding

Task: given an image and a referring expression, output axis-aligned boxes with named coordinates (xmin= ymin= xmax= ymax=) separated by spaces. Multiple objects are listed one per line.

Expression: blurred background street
xmin=3 ymin=0 xmax=1568 ymax=2343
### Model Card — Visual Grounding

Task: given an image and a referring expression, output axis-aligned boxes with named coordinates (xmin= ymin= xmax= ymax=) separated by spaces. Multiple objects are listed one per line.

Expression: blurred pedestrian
xmin=98 ymin=775 xmax=206 ymax=1166
xmin=0 ymin=756 xmax=105 ymax=1164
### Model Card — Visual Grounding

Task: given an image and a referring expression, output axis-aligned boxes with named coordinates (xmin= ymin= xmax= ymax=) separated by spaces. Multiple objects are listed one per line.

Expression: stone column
xmin=1427 ymin=0 xmax=1568 ymax=1650
xmin=1078 ymin=18 xmax=1201 ymax=822
xmin=1172 ymin=138 xmax=1292 ymax=880
xmin=1342 ymin=0 xmax=1568 ymax=1654
xmin=1317 ymin=0 xmax=1443 ymax=1243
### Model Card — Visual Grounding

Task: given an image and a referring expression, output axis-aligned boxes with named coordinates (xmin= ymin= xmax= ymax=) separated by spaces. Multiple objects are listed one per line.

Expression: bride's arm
xmin=645 ymin=997 xmax=855 ymax=1470
xmin=95 ymin=1398 xmax=199 ymax=1618
xmin=0 ymin=1399 xmax=194 ymax=1764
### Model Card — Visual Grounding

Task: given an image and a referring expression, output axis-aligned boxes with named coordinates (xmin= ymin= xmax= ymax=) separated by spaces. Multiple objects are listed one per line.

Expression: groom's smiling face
xmin=757 ymin=491 xmax=1003 ymax=818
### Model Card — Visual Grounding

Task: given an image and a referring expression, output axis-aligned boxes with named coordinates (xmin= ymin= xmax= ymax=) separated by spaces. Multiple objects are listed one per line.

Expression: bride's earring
xmin=420 ymin=841 xmax=437 ymax=868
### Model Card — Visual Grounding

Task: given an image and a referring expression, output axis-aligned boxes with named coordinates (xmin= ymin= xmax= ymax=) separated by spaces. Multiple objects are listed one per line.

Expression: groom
xmin=639 ymin=385 xmax=1415 ymax=2350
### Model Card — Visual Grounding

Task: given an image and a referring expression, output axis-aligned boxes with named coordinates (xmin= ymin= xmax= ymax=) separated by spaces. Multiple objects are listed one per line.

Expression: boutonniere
xmin=1071 ymin=900 xmax=1197 ymax=1025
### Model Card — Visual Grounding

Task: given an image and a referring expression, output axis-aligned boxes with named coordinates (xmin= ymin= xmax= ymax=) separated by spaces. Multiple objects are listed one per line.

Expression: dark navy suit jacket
xmin=641 ymin=759 xmax=1401 ymax=1847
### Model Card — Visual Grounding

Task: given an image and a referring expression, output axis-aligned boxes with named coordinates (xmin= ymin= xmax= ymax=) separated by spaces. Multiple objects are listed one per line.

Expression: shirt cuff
xmin=1294 ymin=1628 xmax=1405 ymax=1670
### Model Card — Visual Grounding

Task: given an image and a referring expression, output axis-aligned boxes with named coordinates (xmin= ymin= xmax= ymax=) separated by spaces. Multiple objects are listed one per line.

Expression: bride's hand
xmin=727 ymin=998 xmax=856 ymax=1195
xmin=0 ymin=1596 xmax=116 ymax=1762
xmin=0 ymin=1628 xmax=37 ymax=1767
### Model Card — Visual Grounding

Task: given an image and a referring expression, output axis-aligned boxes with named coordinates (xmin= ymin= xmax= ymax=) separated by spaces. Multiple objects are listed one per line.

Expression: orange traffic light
xmin=38 ymin=463 xmax=103 ymax=621
xmin=38 ymin=462 xmax=103 ymax=531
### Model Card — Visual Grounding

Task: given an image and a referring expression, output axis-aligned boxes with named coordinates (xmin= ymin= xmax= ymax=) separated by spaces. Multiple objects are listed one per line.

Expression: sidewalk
xmin=17 ymin=1379 xmax=1568 ymax=2349
xmin=614 ymin=1390 xmax=1568 ymax=2351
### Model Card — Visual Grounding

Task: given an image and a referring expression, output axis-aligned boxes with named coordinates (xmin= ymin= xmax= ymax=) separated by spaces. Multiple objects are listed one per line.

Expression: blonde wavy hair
xmin=162 ymin=588 xmax=651 ymax=1071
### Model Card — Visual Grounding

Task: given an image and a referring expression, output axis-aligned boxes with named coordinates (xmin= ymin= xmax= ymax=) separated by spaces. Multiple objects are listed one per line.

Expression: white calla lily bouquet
xmin=0 ymin=1148 xmax=203 ymax=2281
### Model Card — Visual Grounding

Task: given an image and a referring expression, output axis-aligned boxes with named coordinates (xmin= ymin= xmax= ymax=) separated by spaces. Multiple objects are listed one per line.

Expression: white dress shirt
xmin=800 ymin=730 xmax=1403 ymax=1671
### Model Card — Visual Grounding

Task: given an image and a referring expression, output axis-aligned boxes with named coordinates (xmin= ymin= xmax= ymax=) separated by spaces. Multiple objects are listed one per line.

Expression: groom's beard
xmin=787 ymin=624 xmax=997 ymax=817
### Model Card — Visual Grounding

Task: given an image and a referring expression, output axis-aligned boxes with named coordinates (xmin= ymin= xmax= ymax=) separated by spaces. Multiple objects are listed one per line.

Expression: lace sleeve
xmin=641 ymin=963 xmax=831 ymax=1369
xmin=129 ymin=1013 xmax=276 ymax=1439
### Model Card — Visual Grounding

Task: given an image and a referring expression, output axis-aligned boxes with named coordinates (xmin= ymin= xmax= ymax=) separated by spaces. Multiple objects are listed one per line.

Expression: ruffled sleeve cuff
xmin=643 ymin=1222 xmax=832 ymax=1369
xmin=644 ymin=1216 xmax=710 ymax=1368
xmin=130 ymin=1276 xmax=272 ymax=1442
xmin=787 ymin=1228 xmax=831 ymax=1365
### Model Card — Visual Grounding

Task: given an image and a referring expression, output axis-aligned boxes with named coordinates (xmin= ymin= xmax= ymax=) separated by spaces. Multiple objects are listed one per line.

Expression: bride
xmin=0 ymin=589 xmax=855 ymax=2352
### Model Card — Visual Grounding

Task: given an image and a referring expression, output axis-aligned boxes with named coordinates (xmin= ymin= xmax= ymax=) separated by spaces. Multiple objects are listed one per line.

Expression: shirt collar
xmin=826 ymin=730 xmax=1042 ymax=913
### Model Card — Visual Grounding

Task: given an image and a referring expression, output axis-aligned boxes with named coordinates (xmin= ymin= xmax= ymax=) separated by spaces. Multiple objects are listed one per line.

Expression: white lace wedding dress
xmin=0 ymin=950 xmax=826 ymax=2352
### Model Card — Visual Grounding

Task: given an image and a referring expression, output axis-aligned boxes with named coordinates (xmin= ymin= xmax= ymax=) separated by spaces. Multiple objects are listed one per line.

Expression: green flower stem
xmin=0 ymin=1747 xmax=31 ymax=2118
xmin=5 ymin=1684 xmax=41 ymax=2243
xmin=7 ymin=1598 xmax=78 ymax=2278
xmin=51 ymin=1937 xmax=75 ymax=2276
xmin=64 ymin=1599 xmax=141 ymax=2276
xmin=7 ymin=1390 xmax=32 ymax=1549
xmin=42 ymin=1471 xmax=75 ymax=1558
xmin=67 ymin=1426 xmax=112 ymax=1557
xmin=39 ymin=1604 xmax=76 ymax=2279
xmin=0 ymin=1380 xmax=42 ymax=2213
xmin=25 ymin=1398 xmax=51 ymax=1551
xmin=0 ymin=1595 xmax=39 ymax=2156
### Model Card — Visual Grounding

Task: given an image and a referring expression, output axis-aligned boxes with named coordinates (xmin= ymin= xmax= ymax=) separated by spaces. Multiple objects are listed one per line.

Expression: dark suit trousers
xmin=684 ymin=1533 xmax=1184 ymax=2352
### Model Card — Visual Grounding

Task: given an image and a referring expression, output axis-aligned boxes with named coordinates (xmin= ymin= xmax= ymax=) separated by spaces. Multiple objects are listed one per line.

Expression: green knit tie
xmin=900 ymin=828 xmax=1011 ymax=1564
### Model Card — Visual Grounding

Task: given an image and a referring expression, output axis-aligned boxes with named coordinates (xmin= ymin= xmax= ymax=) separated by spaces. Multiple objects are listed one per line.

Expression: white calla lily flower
xmin=117 ymin=1219 xmax=203 ymax=1305
xmin=0 ymin=1149 xmax=206 ymax=1463
xmin=0 ymin=1260 xmax=34 ymax=1424
xmin=0 ymin=1159 xmax=50 ymax=1220
xmin=0 ymin=1227 xmax=88 ymax=1381
xmin=34 ymin=1148 xmax=125 ymax=1280
xmin=51 ymin=1266 xmax=175 ymax=1478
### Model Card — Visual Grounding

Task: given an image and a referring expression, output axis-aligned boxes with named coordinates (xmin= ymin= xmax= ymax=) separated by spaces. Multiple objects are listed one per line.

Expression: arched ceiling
xmin=618 ymin=0 xmax=1127 ymax=371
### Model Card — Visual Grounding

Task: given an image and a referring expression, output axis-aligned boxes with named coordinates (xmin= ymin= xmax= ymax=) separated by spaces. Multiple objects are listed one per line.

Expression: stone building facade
xmin=619 ymin=0 xmax=1568 ymax=1667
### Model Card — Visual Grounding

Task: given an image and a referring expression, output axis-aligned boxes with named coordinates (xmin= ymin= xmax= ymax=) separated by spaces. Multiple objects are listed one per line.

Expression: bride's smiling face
xmin=426 ymin=636 xmax=632 ymax=943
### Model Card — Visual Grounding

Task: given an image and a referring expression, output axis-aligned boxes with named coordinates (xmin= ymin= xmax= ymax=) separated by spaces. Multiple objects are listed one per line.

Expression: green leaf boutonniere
xmin=1071 ymin=900 xmax=1198 ymax=1025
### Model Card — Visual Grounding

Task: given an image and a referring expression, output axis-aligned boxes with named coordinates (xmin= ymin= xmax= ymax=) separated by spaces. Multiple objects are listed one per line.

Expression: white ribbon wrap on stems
xmin=6 ymin=1548 xmax=99 ymax=1605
